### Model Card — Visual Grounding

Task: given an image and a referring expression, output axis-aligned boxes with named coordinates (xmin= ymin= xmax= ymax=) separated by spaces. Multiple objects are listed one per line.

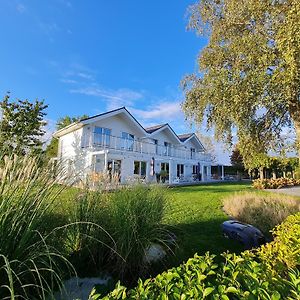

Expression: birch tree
xmin=182 ymin=0 xmax=300 ymax=165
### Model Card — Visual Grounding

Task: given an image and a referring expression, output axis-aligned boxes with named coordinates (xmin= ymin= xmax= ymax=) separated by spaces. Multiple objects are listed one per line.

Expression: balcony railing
xmin=83 ymin=133 xmax=211 ymax=161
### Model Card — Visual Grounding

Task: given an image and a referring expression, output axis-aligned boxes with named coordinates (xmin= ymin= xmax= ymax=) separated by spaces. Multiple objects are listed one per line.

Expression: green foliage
xmin=0 ymin=94 xmax=48 ymax=155
xmin=253 ymin=178 xmax=300 ymax=189
xmin=91 ymin=213 xmax=300 ymax=299
xmin=230 ymin=146 xmax=244 ymax=170
xmin=56 ymin=114 xmax=88 ymax=130
xmin=0 ymin=153 xmax=73 ymax=299
xmin=104 ymin=185 xmax=170 ymax=281
xmin=54 ymin=184 xmax=170 ymax=281
xmin=258 ymin=213 xmax=300 ymax=274
xmin=182 ymin=0 xmax=300 ymax=164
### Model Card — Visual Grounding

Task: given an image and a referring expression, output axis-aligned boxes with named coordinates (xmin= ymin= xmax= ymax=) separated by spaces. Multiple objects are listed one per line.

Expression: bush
xmin=222 ymin=192 xmax=300 ymax=234
xmin=253 ymin=178 xmax=300 ymax=189
xmin=104 ymin=185 xmax=171 ymax=281
xmin=90 ymin=213 xmax=300 ymax=299
xmin=257 ymin=213 xmax=300 ymax=274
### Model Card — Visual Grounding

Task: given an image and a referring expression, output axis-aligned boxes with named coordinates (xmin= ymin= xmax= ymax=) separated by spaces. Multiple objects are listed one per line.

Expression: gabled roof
xmin=178 ymin=133 xmax=194 ymax=142
xmin=179 ymin=133 xmax=206 ymax=151
xmin=145 ymin=124 xmax=167 ymax=134
xmin=147 ymin=123 xmax=182 ymax=144
xmin=53 ymin=106 xmax=205 ymax=152
xmin=54 ymin=107 xmax=147 ymax=138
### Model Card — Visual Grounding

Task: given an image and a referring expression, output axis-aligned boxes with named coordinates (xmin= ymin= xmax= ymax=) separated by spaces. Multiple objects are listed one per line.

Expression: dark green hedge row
xmin=90 ymin=213 xmax=300 ymax=299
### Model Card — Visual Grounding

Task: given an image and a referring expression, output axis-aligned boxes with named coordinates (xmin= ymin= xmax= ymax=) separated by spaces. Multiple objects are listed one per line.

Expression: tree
xmin=56 ymin=115 xmax=88 ymax=131
xmin=196 ymin=132 xmax=217 ymax=163
xmin=230 ymin=146 xmax=244 ymax=170
xmin=182 ymin=0 xmax=300 ymax=166
xmin=45 ymin=114 xmax=88 ymax=159
xmin=0 ymin=94 xmax=48 ymax=154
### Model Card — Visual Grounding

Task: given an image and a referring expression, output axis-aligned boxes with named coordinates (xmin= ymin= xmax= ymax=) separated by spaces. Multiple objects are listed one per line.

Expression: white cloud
xmin=60 ymin=78 xmax=78 ymax=84
xmin=16 ymin=3 xmax=26 ymax=13
xmin=70 ymin=86 xmax=144 ymax=110
xmin=130 ymin=101 xmax=182 ymax=121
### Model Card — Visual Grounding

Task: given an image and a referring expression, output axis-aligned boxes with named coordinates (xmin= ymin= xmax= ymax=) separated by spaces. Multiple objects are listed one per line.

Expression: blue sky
xmin=0 ymin=0 xmax=230 ymax=163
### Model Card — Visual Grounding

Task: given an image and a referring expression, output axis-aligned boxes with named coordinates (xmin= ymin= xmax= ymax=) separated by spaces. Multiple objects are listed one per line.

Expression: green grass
xmin=163 ymin=182 xmax=252 ymax=265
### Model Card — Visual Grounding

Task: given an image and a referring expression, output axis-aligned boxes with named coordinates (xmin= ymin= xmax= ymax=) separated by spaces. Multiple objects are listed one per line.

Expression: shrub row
xmin=253 ymin=178 xmax=300 ymax=189
xmin=90 ymin=213 xmax=300 ymax=299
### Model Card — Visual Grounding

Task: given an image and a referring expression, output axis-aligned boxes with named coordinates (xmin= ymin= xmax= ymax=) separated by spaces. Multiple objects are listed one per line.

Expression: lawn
xmin=163 ymin=182 xmax=253 ymax=266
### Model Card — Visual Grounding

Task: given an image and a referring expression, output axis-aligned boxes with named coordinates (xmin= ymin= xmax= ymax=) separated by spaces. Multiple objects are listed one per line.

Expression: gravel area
xmin=266 ymin=186 xmax=300 ymax=197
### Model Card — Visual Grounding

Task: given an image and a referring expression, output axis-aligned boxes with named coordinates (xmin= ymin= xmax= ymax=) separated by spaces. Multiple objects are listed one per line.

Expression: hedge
xmin=90 ymin=213 xmax=300 ymax=299
xmin=253 ymin=178 xmax=300 ymax=189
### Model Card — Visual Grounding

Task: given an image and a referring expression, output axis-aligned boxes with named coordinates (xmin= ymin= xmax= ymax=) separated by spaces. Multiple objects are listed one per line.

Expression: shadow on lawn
xmin=164 ymin=218 xmax=244 ymax=268
xmin=171 ymin=183 xmax=252 ymax=195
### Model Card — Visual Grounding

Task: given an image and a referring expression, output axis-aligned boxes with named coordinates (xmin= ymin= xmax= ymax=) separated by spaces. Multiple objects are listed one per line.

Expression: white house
xmin=53 ymin=107 xmax=212 ymax=185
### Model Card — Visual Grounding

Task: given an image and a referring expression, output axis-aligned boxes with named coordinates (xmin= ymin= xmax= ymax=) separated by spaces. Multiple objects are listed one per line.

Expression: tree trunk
xmin=290 ymin=107 xmax=300 ymax=164
xmin=295 ymin=121 xmax=300 ymax=164
xmin=259 ymin=167 xmax=264 ymax=179
xmin=272 ymin=170 xmax=277 ymax=179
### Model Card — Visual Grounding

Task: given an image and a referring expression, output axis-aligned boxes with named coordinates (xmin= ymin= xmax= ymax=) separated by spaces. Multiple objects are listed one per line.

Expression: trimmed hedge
xmin=90 ymin=213 xmax=300 ymax=299
xmin=253 ymin=178 xmax=300 ymax=189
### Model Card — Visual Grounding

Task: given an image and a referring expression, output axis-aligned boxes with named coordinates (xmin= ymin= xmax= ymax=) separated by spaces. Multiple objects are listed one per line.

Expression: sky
xmin=0 ymin=0 xmax=231 ymax=163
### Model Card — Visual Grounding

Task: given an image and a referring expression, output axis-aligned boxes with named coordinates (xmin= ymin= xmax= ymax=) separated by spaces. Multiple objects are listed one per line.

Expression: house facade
xmin=53 ymin=107 xmax=212 ymax=185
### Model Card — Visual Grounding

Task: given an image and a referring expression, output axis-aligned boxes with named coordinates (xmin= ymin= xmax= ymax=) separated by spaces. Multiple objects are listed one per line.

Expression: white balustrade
xmin=89 ymin=133 xmax=211 ymax=161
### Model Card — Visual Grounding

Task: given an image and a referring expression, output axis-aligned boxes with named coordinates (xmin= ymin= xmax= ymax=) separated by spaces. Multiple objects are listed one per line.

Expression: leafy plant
xmin=0 ymin=94 xmax=48 ymax=155
xmin=91 ymin=213 xmax=300 ymax=299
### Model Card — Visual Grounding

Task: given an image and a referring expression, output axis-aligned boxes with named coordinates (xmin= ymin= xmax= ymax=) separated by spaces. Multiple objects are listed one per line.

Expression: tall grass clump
xmin=105 ymin=185 xmax=171 ymax=281
xmin=62 ymin=188 xmax=116 ymax=276
xmin=0 ymin=153 xmax=73 ymax=299
xmin=223 ymin=192 xmax=300 ymax=234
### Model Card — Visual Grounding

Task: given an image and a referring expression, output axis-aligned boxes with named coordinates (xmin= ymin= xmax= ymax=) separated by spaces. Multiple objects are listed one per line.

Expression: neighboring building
xmin=53 ymin=107 xmax=212 ymax=184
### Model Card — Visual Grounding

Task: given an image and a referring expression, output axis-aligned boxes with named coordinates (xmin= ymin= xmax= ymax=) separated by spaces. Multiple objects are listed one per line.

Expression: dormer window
xmin=164 ymin=142 xmax=171 ymax=156
xmin=191 ymin=148 xmax=196 ymax=159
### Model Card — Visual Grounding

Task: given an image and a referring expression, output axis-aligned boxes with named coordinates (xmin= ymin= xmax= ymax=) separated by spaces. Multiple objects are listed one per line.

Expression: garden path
xmin=266 ymin=186 xmax=300 ymax=197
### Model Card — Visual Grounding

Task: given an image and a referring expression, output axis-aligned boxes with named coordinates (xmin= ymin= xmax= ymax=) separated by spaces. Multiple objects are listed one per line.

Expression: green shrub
xmin=257 ymin=213 xmax=300 ymax=274
xmin=253 ymin=178 xmax=300 ymax=189
xmin=104 ymin=185 xmax=171 ymax=281
xmin=223 ymin=192 xmax=300 ymax=234
xmin=90 ymin=213 xmax=300 ymax=299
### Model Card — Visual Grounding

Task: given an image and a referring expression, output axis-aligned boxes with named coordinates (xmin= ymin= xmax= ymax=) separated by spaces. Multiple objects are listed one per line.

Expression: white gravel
xmin=53 ymin=276 xmax=110 ymax=300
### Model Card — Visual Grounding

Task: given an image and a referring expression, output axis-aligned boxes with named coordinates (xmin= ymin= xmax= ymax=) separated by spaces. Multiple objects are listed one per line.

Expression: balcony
xmin=82 ymin=133 xmax=211 ymax=161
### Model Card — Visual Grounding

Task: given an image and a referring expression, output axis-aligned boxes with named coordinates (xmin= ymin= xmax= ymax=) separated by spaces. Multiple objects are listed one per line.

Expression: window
xmin=161 ymin=162 xmax=169 ymax=173
xmin=94 ymin=127 xmax=111 ymax=146
xmin=177 ymin=164 xmax=184 ymax=177
xmin=153 ymin=139 xmax=158 ymax=154
xmin=192 ymin=165 xmax=199 ymax=174
xmin=164 ymin=142 xmax=171 ymax=156
xmin=190 ymin=148 xmax=196 ymax=159
xmin=122 ymin=132 xmax=135 ymax=151
xmin=134 ymin=161 xmax=147 ymax=177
